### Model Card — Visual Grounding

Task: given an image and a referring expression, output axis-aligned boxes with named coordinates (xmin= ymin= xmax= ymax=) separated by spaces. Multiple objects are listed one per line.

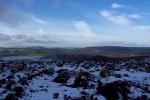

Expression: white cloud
xmin=26 ymin=13 xmax=47 ymax=25
xmin=73 ymin=21 xmax=92 ymax=34
xmin=100 ymin=10 xmax=150 ymax=33
xmin=100 ymin=10 xmax=111 ymax=18
xmin=0 ymin=26 xmax=17 ymax=36
xmin=37 ymin=28 xmax=47 ymax=35
xmin=112 ymin=3 xmax=124 ymax=9
xmin=100 ymin=10 xmax=130 ymax=25
xmin=134 ymin=25 xmax=150 ymax=32
xmin=127 ymin=14 xmax=142 ymax=19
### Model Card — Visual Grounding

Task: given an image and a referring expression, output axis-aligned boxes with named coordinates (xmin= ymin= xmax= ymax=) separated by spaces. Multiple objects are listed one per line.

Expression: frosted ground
xmin=0 ymin=56 xmax=150 ymax=100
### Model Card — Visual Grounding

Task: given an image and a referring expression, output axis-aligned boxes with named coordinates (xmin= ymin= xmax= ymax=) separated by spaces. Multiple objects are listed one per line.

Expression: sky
xmin=0 ymin=0 xmax=150 ymax=47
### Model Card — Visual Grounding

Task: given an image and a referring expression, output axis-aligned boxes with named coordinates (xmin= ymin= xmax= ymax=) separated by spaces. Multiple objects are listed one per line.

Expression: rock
xmin=4 ymin=93 xmax=18 ymax=100
xmin=53 ymin=93 xmax=59 ymax=99
xmin=13 ymin=86 xmax=24 ymax=97
xmin=53 ymin=71 xmax=70 ymax=83
xmin=97 ymin=80 xmax=131 ymax=100
xmin=100 ymin=69 xmax=112 ymax=78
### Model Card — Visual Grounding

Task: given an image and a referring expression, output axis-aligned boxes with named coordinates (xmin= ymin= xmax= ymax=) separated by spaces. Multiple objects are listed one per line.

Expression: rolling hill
xmin=0 ymin=46 xmax=150 ymax=58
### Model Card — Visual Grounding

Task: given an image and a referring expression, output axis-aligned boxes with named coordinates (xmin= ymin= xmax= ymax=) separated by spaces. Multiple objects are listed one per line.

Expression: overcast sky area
xmin=0 ymin=0 xmax=150 ymax=47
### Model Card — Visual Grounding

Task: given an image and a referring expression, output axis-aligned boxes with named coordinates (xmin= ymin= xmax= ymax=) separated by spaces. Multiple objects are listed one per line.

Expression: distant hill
xmin=0 ymin=46 xmax=150 ymax=58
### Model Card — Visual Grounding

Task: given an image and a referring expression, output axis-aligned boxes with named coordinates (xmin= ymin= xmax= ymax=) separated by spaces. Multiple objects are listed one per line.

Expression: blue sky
xmin=0 ymin=0 xmax=150 ymax=47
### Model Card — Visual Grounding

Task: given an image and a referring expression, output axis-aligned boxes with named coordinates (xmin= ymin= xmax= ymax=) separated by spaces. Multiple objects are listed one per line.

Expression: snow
xmin=23 ymin=76 xmax=85 ymax=100
xmin=0 ymin=56 xmax=150 ymax=100
xmin=115 ymin=69 xmax=150 ymax=85
xmin=1 ymin=56 xmax=42 ymax=61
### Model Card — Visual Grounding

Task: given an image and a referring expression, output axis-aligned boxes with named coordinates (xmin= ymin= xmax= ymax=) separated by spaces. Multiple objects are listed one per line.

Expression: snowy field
xmin=0 ymin=56 xmax=150 ymax=100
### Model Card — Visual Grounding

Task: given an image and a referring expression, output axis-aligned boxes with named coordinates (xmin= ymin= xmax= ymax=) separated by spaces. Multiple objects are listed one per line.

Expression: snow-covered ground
xmin=0 ymin=56 xmax=43 ymax=61
xmin=0 ymin=56 xmax=150 ymax=100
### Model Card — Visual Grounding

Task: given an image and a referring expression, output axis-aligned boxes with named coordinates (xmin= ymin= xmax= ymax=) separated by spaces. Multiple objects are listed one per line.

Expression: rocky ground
xmin=0 ymin=56 xmax=150 ymax=100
